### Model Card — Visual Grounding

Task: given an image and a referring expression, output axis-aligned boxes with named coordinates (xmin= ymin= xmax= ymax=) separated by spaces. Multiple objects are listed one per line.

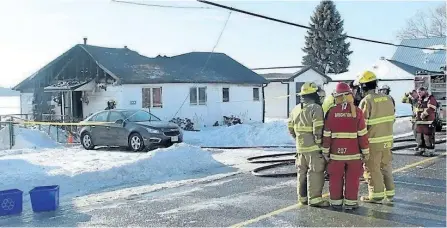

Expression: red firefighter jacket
xmin=322 ymin=104 xmax=370 ymax=160
xmin=415 ymin=95 xmax=438 ymax=134
xmin=416 ymin=95 xmax=437 ymax=124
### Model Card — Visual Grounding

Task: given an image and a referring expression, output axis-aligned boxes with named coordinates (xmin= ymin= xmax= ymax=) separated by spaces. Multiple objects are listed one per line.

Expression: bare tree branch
xmin=397 ymin=4 xmax=446 ymax=40
xmin=429 ymin=5 xmax=446 ymax=37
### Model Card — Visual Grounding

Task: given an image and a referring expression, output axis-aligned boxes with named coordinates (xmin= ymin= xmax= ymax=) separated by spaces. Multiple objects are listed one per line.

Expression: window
xmin=222 ymin=88 xmax=229 ymax=102
xmin=190 ymin=87 xmax=207 ymax=105
xmin=123 ymin=110 xmax=161 ymax=122
xmin=253 ymin=88 xmax=260 ymax=101
xmin=93 ymin=111 xmax=109 ymax=122
xmin=142 ymin=87 xmax=163 ymax=108
xmin=108 ymin=111 xmax=124 ymax=122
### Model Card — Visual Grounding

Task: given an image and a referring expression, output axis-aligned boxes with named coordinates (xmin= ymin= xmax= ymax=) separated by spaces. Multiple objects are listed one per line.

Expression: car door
xmin=91 ymin=111 xmax=109 ymax=145
xmin=107 ymin=111 xmax=129 ymax=146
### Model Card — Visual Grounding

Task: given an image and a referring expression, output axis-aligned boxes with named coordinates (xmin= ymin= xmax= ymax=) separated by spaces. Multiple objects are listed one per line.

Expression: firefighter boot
xmin=426 ymin=149 xmax=435 ymax=157
xmin=344 ymin=203 xmax=359 ymax=210
xmin=360 ymin=196 xmax=383 ymax=204
xmin=309 ymin=199 xmax=330 ymax=208
xmin=413 ymin=147 xmax=425 ymax=156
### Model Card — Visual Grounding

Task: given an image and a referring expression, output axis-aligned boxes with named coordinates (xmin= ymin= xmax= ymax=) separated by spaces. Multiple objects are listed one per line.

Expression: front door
xmin=107 ymin=111 xmax=129 ymax=146
xmin=72 ymin=91 xmax=84 ymax=121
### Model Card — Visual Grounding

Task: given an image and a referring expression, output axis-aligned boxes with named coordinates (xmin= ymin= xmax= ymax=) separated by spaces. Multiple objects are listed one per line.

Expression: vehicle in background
xmin=414 ymin=69 xmax=446 ymax=131
xmin=78 ymin=109 xmax=183 ymax=151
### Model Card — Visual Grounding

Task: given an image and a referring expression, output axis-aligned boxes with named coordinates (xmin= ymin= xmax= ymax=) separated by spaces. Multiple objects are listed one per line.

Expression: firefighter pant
xmin=363 ymin=148 xmax=395 ymax=200
xmin=416 ymin=125 xmax=435 ymax=149
xmin=296 ymin=151 xmax=326 ymax=205
xmin=412 ymin=121 xmax=417 ymax=140
xmin=328 ymin=159 xmax=363 ymax=206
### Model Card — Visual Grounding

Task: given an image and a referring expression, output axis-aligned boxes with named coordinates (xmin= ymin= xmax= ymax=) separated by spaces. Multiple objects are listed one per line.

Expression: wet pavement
xmin=0 ymin=142 xmax=445 ymax=227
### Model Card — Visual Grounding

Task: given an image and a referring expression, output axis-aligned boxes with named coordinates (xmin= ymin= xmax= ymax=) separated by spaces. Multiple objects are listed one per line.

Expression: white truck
xmin=414 ymin=69 xmax=446 ymax=131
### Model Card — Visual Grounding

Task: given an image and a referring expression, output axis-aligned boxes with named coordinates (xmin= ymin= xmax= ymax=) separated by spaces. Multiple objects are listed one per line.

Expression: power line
xmin=197 ymin=0 xmax=447 ymax=51
xmin=251 ymin=66 xmax=304 ymax=70
xmin=111 ymin=0 xmax=212 ymax=9
xmin=171 ymin=11 xmax=233 ymax=119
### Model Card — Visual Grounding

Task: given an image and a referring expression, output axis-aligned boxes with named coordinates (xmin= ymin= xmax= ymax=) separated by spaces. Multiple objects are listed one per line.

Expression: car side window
xmin=109 ymin=111 xmax=123 ymax=122
xmin=94 ymin=111 xmax=109 ymax=122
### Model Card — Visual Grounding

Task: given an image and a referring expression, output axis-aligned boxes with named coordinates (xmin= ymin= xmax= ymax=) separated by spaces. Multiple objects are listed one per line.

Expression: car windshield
xmin=122 ymin=110 xmax=161 ymax=122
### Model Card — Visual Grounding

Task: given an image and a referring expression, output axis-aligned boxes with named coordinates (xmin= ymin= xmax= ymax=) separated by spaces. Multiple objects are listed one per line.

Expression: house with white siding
xmin=258 ymin=66 xmax=332 ymax=119
xmin=13 ymin=39 xmax=268 ymax=129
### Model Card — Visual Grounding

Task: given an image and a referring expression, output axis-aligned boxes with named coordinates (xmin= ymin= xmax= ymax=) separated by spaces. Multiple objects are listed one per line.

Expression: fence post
xmin=9 ymin=122 xmax=14 ymax=149
xmin=56 ymin=126 xmax=59 ymax=143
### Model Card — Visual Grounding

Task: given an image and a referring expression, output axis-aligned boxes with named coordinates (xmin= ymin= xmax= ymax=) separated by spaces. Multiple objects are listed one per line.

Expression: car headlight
xmin=146 ymin=128 xmax=161 ymax=134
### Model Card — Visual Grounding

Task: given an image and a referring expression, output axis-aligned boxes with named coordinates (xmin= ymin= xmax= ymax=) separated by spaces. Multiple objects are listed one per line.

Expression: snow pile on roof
xmin=184 ymin=116 xmax=413 ymax=147
xmin=0 ymin=126 xmax=61 ymax=150
xmin=0 ymin=144 xmax=233 ymax=199
xmin=184 ymin=120 xmax=294 ymax=147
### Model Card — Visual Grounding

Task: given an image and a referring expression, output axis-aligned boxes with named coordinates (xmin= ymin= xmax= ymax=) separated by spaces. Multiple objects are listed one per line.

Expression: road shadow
xmin=345 ymin=206 xmax=446 ymax=227
xmin=0 ymin=203 xmax=92 ymax=227
xmin=394 ymin=176 xmax=446 ymax=194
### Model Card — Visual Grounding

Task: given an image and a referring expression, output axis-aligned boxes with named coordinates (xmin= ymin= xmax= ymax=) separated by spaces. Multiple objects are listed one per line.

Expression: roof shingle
xmin=391 ymin=37 xmax=446 ymax=72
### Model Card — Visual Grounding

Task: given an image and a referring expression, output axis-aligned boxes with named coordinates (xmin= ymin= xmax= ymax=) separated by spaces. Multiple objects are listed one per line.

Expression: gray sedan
xmin=78 ymin=109 xmax=183 ymax=151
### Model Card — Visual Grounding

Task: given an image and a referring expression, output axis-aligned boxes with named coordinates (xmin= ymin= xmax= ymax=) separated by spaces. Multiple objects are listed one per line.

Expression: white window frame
xmin=190 ymin=86 xmax=207 ymax=105
xmin=222 ymin=87 xmax=230 ymax=102
xmin=253 ymin=87 xmax=260 ymax=101
xmin=142 ymin=87 xmax=163 ymax=108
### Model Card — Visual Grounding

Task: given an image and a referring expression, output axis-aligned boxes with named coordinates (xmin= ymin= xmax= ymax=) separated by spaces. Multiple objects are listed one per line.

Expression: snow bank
xmin=184 ymin=117 xmax=413 ymax=147
xmin=0 ymin=144 xmax=233 ymax=199
xmin=184 ymin=120 xmax=292 ymax=147
xmin=0 ymin=126 xmax=61 ymax=150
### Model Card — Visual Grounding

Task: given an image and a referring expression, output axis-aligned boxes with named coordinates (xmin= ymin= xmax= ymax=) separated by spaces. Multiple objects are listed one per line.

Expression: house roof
xmin=387 ymin=59 xmax=432 ymax=75
xmin=15 ymin=44 xmax=268 ymax=90
xmin=260 ymin=66 xmax=332 ymax=82
xmin=391 ymin=37 xmax=446 ymax=72
xmin=82 ymin=45 xmax=268 ymax=84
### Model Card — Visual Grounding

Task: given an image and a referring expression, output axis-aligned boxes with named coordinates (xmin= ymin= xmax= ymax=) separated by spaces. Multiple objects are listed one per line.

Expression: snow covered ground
xmin=0 ymin=144 xmax=234 ymax=202
xmin=0 ymin=115 xmax=414 ymax=205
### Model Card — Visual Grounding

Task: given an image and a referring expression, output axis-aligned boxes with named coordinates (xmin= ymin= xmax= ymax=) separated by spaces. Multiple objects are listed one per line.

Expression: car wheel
xmin=81 ymin=132 xmax=95 ymax=150
xmin=129 ymin=133 xmax=144 ymax=152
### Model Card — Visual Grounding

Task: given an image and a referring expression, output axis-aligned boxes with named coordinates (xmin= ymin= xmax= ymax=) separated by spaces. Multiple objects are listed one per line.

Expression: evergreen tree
xmin=301 ymin=0 xmax=353 ymax=74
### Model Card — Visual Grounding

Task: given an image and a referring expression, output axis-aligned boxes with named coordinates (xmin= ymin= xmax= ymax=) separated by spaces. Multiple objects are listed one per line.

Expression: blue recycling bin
xmin=29 ymin=185 xmax=59 ymax=212
xmin=0 ymin=189 xmax=23 ymax=216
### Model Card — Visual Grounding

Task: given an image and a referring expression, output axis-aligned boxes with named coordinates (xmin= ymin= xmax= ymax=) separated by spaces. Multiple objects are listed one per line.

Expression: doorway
xmin=72 ymin=91 xmax=84 ymax=121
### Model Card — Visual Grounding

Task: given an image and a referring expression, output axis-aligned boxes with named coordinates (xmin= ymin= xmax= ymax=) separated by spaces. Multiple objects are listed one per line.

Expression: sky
xmin=0 ymin=0 xmax=444 ymax=89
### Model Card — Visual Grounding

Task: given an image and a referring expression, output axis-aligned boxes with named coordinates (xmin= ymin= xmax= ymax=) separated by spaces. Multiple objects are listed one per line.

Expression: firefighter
xmin=323 ymin=80 xmax=360 ymax=116
xmin=322 ymin=82 xmax=370 ymax=210
xmin=378 ymin=84 xmax=391 ymax=95
xmin=322 ymin=92 xmax=335 ymax=116
xmin=350 ymin=80 xmax=362 ymax=107
xmin=288 ymin=82 xmax=329 ymax=207
xmin=357 ymin=71 xmax=396 ymax=204
xmin=414 ymin=87 xmax=438 ymax=157
xmin=402 ymin=90 xmax=419 ymax=143
xmin=105 ymin=100 xmax=116 ymax=110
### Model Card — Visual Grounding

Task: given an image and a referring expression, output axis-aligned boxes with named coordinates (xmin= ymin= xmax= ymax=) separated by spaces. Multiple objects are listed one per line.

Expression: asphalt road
xmin=0 ymin=142 xmax=445 ymax=227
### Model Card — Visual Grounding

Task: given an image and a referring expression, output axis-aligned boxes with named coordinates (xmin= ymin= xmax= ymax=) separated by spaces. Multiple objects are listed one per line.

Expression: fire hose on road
xmin=247 ymin=135 xmax=446 ymax=178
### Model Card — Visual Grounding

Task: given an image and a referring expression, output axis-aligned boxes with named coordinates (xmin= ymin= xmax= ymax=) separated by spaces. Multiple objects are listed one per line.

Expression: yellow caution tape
xmin=8 ymin=121 xmax=114 ymax=126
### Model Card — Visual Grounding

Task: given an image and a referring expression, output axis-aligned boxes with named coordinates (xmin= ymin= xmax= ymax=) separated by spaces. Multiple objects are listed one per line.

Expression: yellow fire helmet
xmin=298 ymin=82 xmax=319 ymax=95
xmin=358 ymin=70 xmax=377 ymax=84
